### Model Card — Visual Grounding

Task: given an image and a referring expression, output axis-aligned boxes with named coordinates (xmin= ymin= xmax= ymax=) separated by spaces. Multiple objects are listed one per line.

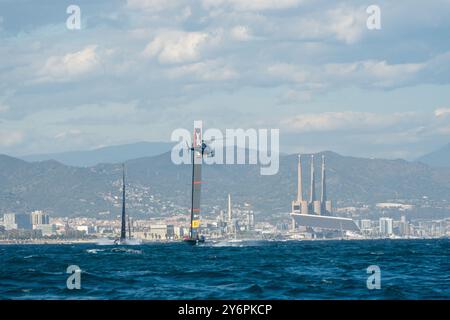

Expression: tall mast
xmin=120 ymin=164 xmax=127 ymax=241
xmin=189 ymin=123 xmax=203 ymax=240
xmin=187 ymin=121 xmax=214 ymax=241
xmin=189 ymin=145 xmax=195 ymax=239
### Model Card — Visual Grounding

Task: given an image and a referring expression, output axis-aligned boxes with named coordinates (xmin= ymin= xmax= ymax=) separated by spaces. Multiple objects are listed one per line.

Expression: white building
xmin=76 ymin=225 xmax=96 ymax=235
xmin=31 ymin=210 xmax=50 ymax=226
xmin=379 ymin=217 xmax=393 ymax=236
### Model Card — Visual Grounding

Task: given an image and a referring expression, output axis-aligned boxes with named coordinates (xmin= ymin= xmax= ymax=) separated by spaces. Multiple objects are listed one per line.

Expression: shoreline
xmin=0 ymin=237 xmax=447 ymax=245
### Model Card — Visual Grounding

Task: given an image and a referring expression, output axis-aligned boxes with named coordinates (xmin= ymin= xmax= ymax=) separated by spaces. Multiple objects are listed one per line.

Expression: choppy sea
xmin=0 ymin=239 xmax=449 ymax=299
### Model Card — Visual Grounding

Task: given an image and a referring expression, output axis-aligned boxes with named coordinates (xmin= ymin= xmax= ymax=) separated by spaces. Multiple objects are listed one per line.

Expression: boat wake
xmin=208 ymin=239 xmax=265 ymax=247
xmin=95 ymin=238 xmax=143 ymax=246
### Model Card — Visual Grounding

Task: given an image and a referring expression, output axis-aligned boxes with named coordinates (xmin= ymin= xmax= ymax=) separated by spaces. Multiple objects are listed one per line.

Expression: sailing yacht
xmin=97 ymin=164 xmax=141 ymax=245
xmin=115 ymin=164 xmax=141 ymax=245
xmin=183 ymin=125 xmax=213 ymax=245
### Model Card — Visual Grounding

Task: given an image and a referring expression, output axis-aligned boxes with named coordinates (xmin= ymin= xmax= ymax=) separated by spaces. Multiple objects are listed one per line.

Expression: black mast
xmin=120 ymin=164 xmax=127 ymax=241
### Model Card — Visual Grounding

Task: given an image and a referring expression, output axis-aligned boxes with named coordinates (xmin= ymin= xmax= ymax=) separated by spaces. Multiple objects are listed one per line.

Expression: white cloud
xmin=143 ymin=30 xmax=221 ymax=64
xmin=37 ymin=45 xmax=100 ymax=83
xmin=126 ymin=0 xmax=181 ymax=12
xmin=267 ymin=60 xmax=425 ymax=90
xmin=357 ymin=61 xmax=424 ymax=84
xmin=230 ymin=25 xmax=253 ymax=41
xmin=289 ymin=5 xmax=367 ymax=44
xmin=202 ymin=0 xmax=304 ymax=11
xmin=327 ymin=6 xmax=366 ymax=44
xmin=434 ymin=107 xmax=450 ymax=118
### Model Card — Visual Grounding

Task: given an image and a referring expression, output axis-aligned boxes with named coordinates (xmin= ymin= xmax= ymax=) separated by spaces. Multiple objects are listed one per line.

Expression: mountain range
xmin=20 ymin=141 xmax=173 ymax=167
xmin=1 ymin=149 xmax=449 ymax=219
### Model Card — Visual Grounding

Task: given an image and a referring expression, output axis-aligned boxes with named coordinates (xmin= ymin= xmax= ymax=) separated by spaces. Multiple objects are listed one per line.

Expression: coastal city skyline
xmin=1 ymin=149 xmax=448 ymax=243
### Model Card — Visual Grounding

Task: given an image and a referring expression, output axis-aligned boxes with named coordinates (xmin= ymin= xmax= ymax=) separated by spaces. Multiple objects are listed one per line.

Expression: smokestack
xmin=297 ymin=155 xmax=303 ymax=202
xmin=227 ymin=193 xmax=232 ymax=223
xmin=321 ymin=154 xmax=326 ymax=203
xmin=309 ymin=155 xmax=316 ymax=203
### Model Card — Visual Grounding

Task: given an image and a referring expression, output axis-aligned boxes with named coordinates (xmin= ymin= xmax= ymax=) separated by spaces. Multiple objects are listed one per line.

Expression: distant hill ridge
xmin=1 ymin=150 xmax=449 ymax=218
xmin=20 ymin=141 xmax=174 ymax=167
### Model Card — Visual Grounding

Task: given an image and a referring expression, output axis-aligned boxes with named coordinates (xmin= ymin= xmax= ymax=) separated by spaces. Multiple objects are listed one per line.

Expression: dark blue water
xmin=0 ymin=239 xmax=449 ymax=299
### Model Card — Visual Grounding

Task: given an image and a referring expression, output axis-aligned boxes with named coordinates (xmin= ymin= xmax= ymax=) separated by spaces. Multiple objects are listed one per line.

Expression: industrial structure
xmin=291 ymin=154 xmax=332 ymax=218
xmin=290 ymin=154 xmax=359 ymax=234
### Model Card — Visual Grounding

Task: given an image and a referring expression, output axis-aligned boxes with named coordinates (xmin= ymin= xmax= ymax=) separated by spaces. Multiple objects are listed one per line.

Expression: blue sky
xmin=0 ymin=0 xmax=449 ymax=159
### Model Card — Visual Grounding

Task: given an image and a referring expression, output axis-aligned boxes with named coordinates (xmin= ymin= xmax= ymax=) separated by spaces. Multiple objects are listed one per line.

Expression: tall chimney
xmin=297 ymin=155 xmax=303 ymax=202
xmin=321 ymin=154 xmax=327 ymax=203
xmin=309 ymin=154 xmax=316 ymax=203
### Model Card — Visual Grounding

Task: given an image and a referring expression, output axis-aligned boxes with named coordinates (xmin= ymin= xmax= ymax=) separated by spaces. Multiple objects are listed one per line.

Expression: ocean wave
xmin=0 ymin=240 xmax=448 ymax=299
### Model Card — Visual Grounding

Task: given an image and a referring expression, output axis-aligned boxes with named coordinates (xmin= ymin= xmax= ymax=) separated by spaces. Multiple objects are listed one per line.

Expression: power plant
xmin=290 ymin=154 xmax=359 ymax=235
xmin=291 ymin=154 xmax=332 ymax=218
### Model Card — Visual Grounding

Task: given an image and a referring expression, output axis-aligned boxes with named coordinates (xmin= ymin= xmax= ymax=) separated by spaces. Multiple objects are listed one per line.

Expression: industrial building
xmin=290 ymin=154 xmax=360 ymax=234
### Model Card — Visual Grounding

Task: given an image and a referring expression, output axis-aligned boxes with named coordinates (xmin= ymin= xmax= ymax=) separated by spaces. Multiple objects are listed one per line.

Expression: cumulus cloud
xmin=326 ymin=6 xmax=367 ymax=44
xmin=292 ymin=6 xmax=366 ymax=44
xmin=202 ymin=0 xmax=304 ymax=11
xmin=143 ymin=30 xmax=221 ymax=64
xmin=36 ymin=45 xmax=100 ymax=83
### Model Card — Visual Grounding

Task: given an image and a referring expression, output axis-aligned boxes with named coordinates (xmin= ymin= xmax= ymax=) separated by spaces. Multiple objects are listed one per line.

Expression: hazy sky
xmin=0 ymin=0 xmax=449 ymax=159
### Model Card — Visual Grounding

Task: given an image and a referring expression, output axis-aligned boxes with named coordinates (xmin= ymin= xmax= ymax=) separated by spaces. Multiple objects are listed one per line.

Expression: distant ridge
xmin=417 ymin=143 xmax=450 ymax=167
xmin=1 ymin=150 xmax=449 ymax=218
xmin=20 ymin=141 xmax=173 ymax=167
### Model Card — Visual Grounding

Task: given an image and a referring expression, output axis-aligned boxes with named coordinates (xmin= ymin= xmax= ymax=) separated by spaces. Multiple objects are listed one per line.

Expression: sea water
xmin=0 ymin=239 xmax=448 ymax=299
